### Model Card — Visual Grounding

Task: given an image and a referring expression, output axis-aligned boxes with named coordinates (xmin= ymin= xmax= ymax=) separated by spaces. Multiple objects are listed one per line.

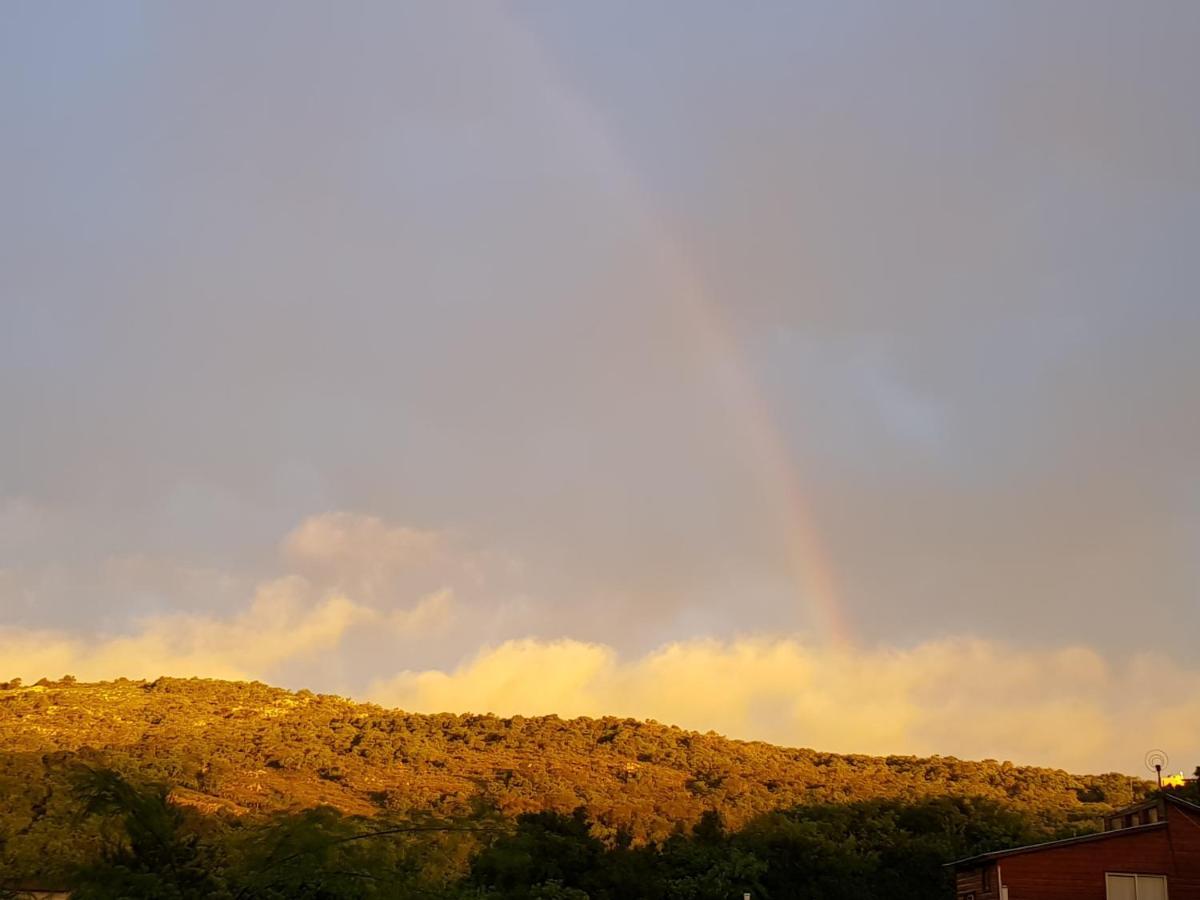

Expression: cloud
xmin=284 ymin=513 xmax=445 ymax=574
xmin=388 ymin=588 xmax=455 ymax=632
xmin=4 ymin=2 xmax=1199 ymax=668
xmin=282 ymin=513 xmax=447 ymax=600
xmin=0 ymin=578 xmax=367 ymax=682
xmin=369 ymin=635 xmax=1200 ymax=773
xmin=3 ymin=511 xmax=1195 ymax=774
xmin=0 ymin=513 xmax=458 ymax=684
xmin=0 ymin=580 xmax=456 ymax=685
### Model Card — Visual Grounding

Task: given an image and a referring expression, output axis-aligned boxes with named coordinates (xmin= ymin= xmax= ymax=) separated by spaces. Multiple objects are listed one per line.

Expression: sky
xmin=2 ymin=0 xmax=1199 ymax=774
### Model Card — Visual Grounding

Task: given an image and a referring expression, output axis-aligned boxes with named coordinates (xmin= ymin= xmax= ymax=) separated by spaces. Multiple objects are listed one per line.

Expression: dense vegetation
xmin=7 ymin=766 xmax=1045 ymax=898
xmin=0 ymin=677 xmax=1150 ymax=895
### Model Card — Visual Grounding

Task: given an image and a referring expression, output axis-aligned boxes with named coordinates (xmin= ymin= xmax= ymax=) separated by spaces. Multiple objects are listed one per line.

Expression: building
xmin=949 ymin=794 xmax=1200 ymax=899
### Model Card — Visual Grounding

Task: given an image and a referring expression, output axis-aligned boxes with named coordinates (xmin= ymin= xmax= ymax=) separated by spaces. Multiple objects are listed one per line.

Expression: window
xmin=1106 ymin=873 xmax=1168 ymax=900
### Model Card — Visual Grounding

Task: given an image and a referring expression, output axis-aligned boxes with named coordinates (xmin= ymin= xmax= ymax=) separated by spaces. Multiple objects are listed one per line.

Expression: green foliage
xmin=732 ymin=796 xmax=1036 ymax=900
xmin=69 ymin=766 xmax=226 ymax=899
xmin=40 ymin=772 xmax=1048 ymax=899
xmin=465 ymin=797 xmax=1036 ymax=899
xmin=0 ymin=677 xmax=1151 ymax=893
xmin=53 ymin=769 xmax=491 ymax=898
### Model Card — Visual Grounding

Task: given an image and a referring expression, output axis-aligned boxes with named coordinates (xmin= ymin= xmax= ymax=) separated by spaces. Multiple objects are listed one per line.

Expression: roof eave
xmin=945 ymin=820 xmax=1167 ymax=868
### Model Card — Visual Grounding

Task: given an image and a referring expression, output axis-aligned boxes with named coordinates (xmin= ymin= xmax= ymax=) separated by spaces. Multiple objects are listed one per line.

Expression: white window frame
xmin=1105 ymin=872 xmax=1169 ymax=899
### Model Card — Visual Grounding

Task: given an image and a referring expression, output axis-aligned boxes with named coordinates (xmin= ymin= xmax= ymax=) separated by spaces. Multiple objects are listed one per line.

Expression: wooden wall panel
xmin=956 ymin=804 xmax=1200 ymax=900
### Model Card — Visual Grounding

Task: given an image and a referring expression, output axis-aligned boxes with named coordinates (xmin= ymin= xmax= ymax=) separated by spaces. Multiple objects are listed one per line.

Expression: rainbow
xmin=491 ymin=9 xmax=854 ymax=645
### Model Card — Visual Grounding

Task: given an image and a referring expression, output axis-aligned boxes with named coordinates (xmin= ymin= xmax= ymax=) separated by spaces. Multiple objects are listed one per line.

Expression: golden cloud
xmin=3 ymin=512 xmax=1193 ymax=773
xmin=0 ymin=511 xmax=461 ymax=685
xmin=0 ymin=581 xmax=454 ymax=684
xmin=368 ymin=636 xmax=1199 ymax=773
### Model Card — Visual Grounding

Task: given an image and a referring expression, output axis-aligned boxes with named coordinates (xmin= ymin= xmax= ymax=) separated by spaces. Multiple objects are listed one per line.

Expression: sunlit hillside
xmin=0 ymin=677 xmax=1147 ymax=877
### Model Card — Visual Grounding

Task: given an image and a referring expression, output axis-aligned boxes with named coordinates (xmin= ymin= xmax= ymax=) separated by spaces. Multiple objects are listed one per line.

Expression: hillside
xmin=0 ymin=677 xmax=1145 ymax=868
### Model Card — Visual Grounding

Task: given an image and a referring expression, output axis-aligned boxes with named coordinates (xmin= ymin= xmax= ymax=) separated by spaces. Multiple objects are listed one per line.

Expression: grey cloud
xmin=1 ymin=1 xmax=1197 ymax=673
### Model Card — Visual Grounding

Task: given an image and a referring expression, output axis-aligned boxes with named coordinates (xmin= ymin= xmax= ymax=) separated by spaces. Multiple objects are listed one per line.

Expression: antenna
xmin=1145 ymin=750 xmax=1168 ymax=789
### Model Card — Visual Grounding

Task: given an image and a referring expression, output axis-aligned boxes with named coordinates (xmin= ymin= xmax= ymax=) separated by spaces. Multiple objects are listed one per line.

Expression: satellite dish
xmin=1146 ymin=750 xmax=1168 ymax=787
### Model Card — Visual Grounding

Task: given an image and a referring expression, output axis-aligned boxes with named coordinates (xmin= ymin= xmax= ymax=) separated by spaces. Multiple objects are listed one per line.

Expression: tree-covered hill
xmin=0 ymin=675 xmax=1146 ymax=877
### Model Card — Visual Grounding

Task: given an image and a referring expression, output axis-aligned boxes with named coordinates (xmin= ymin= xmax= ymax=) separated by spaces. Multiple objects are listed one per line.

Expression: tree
xmin=68 ymin=767 xmax=228 ymax=899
